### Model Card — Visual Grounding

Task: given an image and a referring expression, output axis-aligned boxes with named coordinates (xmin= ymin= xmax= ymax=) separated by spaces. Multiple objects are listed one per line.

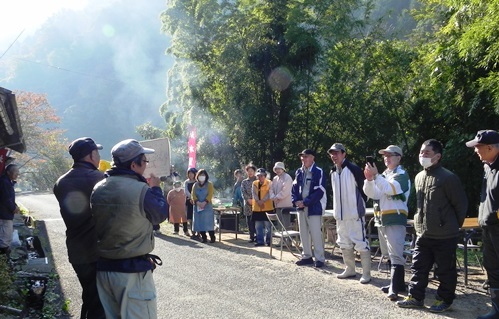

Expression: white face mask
xmin=174 ymin=187 xmax=182 ymax=192
xmin=419 ymin=156 xmax=434 ymax=169
xmin=198 ymin=176 xmax=206 ymax=183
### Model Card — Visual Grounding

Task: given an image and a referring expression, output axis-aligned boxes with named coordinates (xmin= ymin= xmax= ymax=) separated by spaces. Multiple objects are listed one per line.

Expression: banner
xmin=188 ymin=127 xmax=196 ymax=168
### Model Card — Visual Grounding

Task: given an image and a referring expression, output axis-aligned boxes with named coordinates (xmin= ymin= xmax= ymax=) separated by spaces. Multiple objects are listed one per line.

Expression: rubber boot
xmin=387 ymin=264 xmax=405 ymax=300
xmin=359 ymin=250 xmax=372 ymax=284
xmin=209 ymin=231 xmax=216 ymax=243
xmin=200 ymin=231 xmax=207 ymax=243
xmin=337 ymin=249 xmax=356 ymax=279
xmin=477 ymin=288 xmax=499 ymax=319
xmin=381 ymin=259 xmax=393 ymax=293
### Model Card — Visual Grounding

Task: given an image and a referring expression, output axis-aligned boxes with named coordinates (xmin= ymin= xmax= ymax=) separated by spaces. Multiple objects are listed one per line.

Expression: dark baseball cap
xmin=466 ymin=130 xmax=499 ymax=147
xmin=298 ymin=149 xmax=316 ymax=157
xmin=68 ymin=137 xmax=103 ymax=160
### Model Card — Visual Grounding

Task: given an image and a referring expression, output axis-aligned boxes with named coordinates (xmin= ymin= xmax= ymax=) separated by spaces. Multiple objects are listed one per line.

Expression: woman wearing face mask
xmin=185 ymin=168 xmax=198 ymax=239
xmin=167 ymin=180 xmax=189 ymax=235
xmin=191 ymin=169 xmax=216 ymax=243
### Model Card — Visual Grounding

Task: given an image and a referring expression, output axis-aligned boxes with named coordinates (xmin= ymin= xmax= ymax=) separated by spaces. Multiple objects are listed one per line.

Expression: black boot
xmin=387 ymin=264 xmax=405 ymax=301
xmin=380 ymin=259 xmax=392 ymax=293
xmin=200 ymin=231 xmax=207 ymax=243
xmin=478 ymin=288 xmax=499 ymax=319
xmin=209 ymin=231 xmax=216 ymax=243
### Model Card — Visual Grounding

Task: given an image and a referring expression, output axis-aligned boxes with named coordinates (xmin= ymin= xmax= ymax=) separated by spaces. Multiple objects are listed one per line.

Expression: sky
xmin=0 ymin=0 xmax=91 ymax=53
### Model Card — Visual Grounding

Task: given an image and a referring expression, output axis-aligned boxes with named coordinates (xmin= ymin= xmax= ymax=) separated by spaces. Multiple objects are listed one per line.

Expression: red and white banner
xmin=188 ymin=127 xmax=196 ymax=168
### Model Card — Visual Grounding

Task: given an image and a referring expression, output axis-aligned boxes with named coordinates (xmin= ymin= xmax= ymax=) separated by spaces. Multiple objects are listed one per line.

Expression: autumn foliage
xmin=13 ymin=91 xmax=71 ymax=190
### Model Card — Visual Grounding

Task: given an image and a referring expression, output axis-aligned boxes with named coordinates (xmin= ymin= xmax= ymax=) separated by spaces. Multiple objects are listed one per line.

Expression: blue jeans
xmin=255 ymin=220 xmax=271 ymax=245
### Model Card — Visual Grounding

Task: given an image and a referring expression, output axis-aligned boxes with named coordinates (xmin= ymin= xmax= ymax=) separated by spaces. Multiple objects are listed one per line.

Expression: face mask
xmin=419 ymin=156 xmax=434 ymax=169
xmin=174 ymin=187 xmax=182 ymax=192
xmin=198 ymin=176 xmax=206 ymax=183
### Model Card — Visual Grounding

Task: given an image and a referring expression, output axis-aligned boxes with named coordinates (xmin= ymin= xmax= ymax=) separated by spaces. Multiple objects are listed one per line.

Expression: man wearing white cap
xmin=364 ymin=144 xmax=410 ymax=300
xmin=270 ymin=162 xmax=293 ymax=228
xmin=91 ymin=139 xmax=169 ymax=319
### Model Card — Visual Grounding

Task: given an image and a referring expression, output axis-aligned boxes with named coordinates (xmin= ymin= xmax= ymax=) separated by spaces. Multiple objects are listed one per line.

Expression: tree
xmin=13 ymin=91 xmax=71 ymax=190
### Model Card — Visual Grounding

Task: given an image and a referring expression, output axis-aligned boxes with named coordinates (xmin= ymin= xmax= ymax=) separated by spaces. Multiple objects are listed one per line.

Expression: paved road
xmin=18 ymin=192 xmax=487 ymax=319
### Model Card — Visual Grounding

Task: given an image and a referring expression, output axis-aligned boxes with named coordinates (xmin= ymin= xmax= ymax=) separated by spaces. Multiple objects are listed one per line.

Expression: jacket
xmin=363 ymin=165 xmax=410 ymax=226
xmin=291 ymin=162 xmax=327 ymax=216
xmin=270 ymin=173 xmax=293 ymax=208
xmin=0 ymin=174 xmax=17 ymax=220
xmin=479 ymin=159 xmax=499 ymax=227
xmin=414 ymin=163 xmax=468 ymax=239
xmin=330 ymin=159 xmax=367 ymax=221
xmin=91 ymin=168 xmax=168 ymax=272
xmin=53 ymin=161 xmax=104 ymax=264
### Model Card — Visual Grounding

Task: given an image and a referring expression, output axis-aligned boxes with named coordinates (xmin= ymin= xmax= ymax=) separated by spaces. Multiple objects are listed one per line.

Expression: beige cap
xmin=273 ymin=162 xmax=286 ymax=172
xmin=378 ymin=145 xmax=403 ymax=156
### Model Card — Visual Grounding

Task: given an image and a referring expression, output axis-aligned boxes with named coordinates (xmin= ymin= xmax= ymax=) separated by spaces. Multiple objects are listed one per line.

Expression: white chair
xmin=266 ymin=213 xmax=301 ymax=260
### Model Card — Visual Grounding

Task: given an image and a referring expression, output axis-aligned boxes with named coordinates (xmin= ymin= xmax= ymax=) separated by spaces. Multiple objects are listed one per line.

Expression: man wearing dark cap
xmin=328 ymin=142 xmax=371 ymax=283
xmin=53 ymin=137 xmax=106 ymax=319
xmin=291 ymin=149 xmax=327 ymax=268
xmin=466 ymin=130 xmax=499 ymax=319
xmin=91 ymin=139 xmax=168 ymax=319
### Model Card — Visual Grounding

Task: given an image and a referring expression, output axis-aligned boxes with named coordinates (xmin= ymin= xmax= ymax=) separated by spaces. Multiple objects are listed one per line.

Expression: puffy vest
xmin=91 ymin=175 xmax=153 ymax=259
xmin=252 ymin=179 xmax=274 ymax=212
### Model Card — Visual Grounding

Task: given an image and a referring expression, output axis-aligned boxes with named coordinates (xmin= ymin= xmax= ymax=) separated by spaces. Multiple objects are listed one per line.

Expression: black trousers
xmin=246 ymin=215 xmax=256 ymax=240
xmin=408 ymin=236 xmax=458 ymax=304
xmin=72 ymin=262 xmax=106 ymax=319
xmin=483 ymin=225 xmax=499 ymax=288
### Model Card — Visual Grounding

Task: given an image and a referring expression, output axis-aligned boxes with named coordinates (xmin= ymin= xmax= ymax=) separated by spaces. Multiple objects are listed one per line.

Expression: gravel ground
xmin=17 ymin=192 xmax=490 ymax=319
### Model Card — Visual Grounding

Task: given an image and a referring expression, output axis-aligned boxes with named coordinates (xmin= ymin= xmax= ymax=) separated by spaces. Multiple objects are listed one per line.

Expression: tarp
xmin=0 ymin=87 xmax=25 ymax=153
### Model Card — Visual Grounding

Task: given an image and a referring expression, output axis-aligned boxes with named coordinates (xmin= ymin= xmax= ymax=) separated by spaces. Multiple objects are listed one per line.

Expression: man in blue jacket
xmin=54 ymin=137 xmax=106 ymax=319
xmin=0 ymin=164 xmax=20 ymax=258
xmin=291 ymin=149 xmax=327 ymax=268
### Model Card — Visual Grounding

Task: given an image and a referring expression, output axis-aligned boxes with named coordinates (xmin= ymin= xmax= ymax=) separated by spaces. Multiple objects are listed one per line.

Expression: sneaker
xmin=184 ymin=231 xmax=190 ymax=236
xmin=396 ymin=296 xmax=424 ymax=308
xmin=173 ymin=231 xmax=179 ymax=235
xmin=429 ymin=300 xmax=451 ymax=313
xmin=295 ymin=257 xmax=314 ymax=266
xmin=314 ymin=260 xmax=324 ymax=268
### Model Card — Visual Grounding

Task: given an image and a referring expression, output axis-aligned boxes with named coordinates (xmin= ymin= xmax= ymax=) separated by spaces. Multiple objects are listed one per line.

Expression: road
xmin=18 ymin=192 xmax=487 ymax=319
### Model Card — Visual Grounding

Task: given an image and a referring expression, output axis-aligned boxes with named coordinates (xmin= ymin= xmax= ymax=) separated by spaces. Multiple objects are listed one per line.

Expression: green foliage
xmin=159 ymin=0 xmax=499 ymax=211
xmin=0 ymin=256 xmax=14 ymax=304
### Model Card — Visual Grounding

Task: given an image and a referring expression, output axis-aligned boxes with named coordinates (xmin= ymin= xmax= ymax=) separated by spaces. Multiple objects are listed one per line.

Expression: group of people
xmin=39 ymin=128 xmax=499 ymax=319
xmin=232 ymin=134 xmax=498 ymax=318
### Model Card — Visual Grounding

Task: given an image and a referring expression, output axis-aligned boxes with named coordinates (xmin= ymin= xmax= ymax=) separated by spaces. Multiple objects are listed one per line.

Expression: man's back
xmin=54 ymin=162 xmax=104 ymax=264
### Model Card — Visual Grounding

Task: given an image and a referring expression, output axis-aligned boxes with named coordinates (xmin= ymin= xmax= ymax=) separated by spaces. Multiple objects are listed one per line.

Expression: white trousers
xmin=297 ymin=213 xmax=325 ymax=262
xmin=336 ymin=217 xmax=370 ymax=252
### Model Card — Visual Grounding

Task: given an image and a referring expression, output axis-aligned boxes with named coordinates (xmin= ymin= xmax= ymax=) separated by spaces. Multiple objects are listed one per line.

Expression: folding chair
xmin=457 ymin=238 xmax=484 ymax=271
xmin=266 ymin=213 xmax=301 ymax=260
